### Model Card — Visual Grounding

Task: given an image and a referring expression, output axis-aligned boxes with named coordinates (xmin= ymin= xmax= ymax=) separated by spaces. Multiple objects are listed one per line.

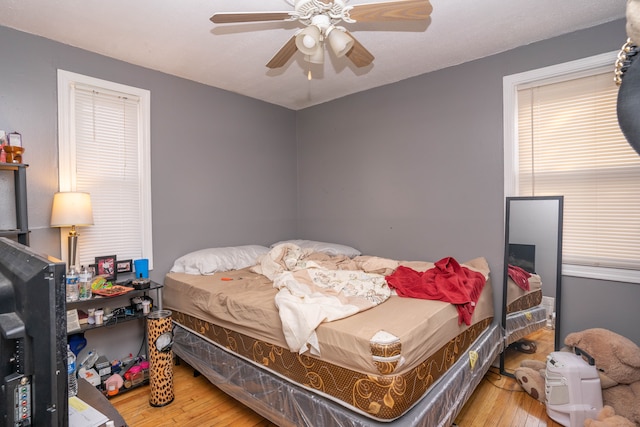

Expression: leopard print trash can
xmin=147 ymin=309 xmax=175 ymax=407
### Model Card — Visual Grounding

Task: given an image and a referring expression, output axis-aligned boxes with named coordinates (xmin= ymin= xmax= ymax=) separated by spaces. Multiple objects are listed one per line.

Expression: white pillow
xmin=270 ymin=239 xmax=361 ymax=258
xmin=170 ymin=245 xmax=270 ymax=275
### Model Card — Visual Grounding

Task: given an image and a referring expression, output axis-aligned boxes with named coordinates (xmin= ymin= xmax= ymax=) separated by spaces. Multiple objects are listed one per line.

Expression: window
xmin=504 ymin=52 xmax=640 ymax=284
xmin=57 ymin=70 xmax=153 ymax=270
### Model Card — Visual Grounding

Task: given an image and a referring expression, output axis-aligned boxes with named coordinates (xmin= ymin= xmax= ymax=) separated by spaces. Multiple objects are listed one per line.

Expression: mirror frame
xmin=499 ymin=195 xmax=563 ymax=377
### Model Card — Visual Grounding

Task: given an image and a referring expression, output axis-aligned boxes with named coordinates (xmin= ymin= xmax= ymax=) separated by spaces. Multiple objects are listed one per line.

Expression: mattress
xmin=504 ymin=272 xmax=546 ymax=345
xmin=163 ymin=257 xmax=495 ymax=421
xmin=505 ymin=273 xmax=542 ymax=314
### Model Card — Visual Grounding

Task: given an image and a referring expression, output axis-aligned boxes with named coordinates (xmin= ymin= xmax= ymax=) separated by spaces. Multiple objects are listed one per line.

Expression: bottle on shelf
xmin=78 ymin=265 xmax=92 ymax=300
xmin=79 ymin=349 xmax=99 ymax=371
xmin=66 ymin=265 xmax=79 ymax=303
xmin=67 ymin=345 xmax=78 ymax=397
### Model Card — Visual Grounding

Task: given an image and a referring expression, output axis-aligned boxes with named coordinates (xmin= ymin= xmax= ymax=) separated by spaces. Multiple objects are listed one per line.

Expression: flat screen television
xmin=0 ymin=237 xmax=68 ymax=427
xmin=508 ymin=243 xmax=536 ymax=274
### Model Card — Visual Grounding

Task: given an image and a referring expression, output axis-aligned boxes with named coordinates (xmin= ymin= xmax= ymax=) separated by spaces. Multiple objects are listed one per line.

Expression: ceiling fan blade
xmin=348 ymin=0 xmax=432 ymax=22
xmin=345 ymin=32 xmax=375 ymax=68
xmin=266 ymin=36 xmax=298 ymax=69
xmin=210 ymin=12 xmax=293 ymax=24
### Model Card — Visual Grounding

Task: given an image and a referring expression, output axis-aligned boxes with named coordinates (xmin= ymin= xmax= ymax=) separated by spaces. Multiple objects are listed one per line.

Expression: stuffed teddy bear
xmin=585 ymin=405 xmax=635 ymax=427
xmin=514 ymin=328 xmax=640 ymax=426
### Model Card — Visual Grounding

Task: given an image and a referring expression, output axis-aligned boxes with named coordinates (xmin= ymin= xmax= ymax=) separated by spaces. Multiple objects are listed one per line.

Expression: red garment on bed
xmin=507 ymin=264 xmax=531 ymax=291
xmin=385 ymin=257 xmax=486 ymax=325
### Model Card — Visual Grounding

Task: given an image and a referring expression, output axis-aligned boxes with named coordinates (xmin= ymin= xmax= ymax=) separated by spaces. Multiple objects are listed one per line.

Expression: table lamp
xmin=50 ymin=191 xmax=94 ymax=268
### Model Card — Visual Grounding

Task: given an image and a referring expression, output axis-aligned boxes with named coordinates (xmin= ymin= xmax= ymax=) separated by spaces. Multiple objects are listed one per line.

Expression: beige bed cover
xmin=163 ymin=257 xmax=494 ymax=376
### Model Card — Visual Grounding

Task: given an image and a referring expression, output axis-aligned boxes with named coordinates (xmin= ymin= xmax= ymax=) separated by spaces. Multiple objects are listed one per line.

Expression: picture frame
xmin=95 ymin=255 xmax=117 ymax=281
xmin=116 ymin=259 xmax=132 ymax=274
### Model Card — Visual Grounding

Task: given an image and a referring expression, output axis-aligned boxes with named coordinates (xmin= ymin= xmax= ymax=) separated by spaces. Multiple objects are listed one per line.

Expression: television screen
xmin=508 ymin=243 xmax=536 ymax=274
xmin=0 ymin=237 xmax=68 ymax=427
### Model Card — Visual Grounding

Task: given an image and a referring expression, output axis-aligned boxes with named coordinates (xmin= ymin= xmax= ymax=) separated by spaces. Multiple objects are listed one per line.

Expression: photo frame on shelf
xmin=116 ymin=259 xmax=132 ymax=274
xmin=95 ymin=255 xmax=117 ymax=281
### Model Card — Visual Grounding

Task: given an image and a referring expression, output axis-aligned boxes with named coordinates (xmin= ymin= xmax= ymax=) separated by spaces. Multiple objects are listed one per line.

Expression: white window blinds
xmin=57 ymin=71 xmax=152 ymax=270
xmin=517 ymin=71 xmax=640 ymax=271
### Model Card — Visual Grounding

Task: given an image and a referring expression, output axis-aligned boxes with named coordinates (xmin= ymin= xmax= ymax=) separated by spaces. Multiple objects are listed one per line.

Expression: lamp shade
xmin=327 ymin=27 xmax=354 ymax=58
xmin=50 ymin=192 xmax=94 ymax=227
xmin=305 ymin=45 xmax=325 ymax=64
xmin=295 ymin=26 xmax=321 ymax=55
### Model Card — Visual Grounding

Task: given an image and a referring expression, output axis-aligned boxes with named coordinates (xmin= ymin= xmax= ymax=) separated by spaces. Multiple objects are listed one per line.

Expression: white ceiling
xmin=0 ymin=0 xmax=627 ymax=110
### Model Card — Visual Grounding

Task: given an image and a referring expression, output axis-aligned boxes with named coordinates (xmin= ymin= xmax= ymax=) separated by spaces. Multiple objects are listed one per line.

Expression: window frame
xmin=57 ymin=70 xmax=153 ymax=269
xmin=503 ymin=51 xmax=640 ymax=284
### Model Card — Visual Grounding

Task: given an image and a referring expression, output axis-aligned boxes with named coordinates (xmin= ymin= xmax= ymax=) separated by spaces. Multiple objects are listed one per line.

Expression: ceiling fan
xmin=210 ymin=0 xmax=433 ymax=69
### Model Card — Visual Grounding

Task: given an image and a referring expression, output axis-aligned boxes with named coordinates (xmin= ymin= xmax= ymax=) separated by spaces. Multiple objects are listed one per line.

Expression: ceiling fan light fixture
xmin=211 ymin=0 xmax=434 ymax=71
xmin=295 ymin=25 xmax=321 ymax=55
xmin=326 ymin=26 xmax=354 ymax=58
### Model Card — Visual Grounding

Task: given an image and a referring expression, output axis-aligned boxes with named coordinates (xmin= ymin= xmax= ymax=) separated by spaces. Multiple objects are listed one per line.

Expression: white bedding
xmin=255 ymin=243 xmax=391 ymax=354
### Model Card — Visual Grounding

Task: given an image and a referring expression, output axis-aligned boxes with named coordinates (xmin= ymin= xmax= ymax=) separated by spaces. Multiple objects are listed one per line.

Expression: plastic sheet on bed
xmin=504 ymin=304 xmax=547 ymax=346
xmin=172 ymin=322 xmax=502 ymax=427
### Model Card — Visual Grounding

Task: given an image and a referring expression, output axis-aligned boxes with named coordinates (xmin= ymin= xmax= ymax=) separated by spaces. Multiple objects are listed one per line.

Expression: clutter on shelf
xmin=77 ymin=349 xmax=150 ymax=397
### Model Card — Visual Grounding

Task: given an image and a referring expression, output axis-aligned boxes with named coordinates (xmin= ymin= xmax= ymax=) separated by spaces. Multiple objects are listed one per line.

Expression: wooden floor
xmin=503 ymin=327 xmax=556 ymax=373
xmin=109 ymin=360 xmax=277 ymax=427
xmin=455 ymin=366 xmax=562 ymax=427
xmin=110 ymin=356 xmax=562 ymax=427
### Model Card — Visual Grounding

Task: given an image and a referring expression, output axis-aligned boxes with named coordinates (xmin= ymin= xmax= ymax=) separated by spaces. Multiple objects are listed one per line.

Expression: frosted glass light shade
xmin=327 ymin=28 xmax=354 ymax=58
xmin=50 ymin=192 xmax=94 ymax=227
xmin=295 ymin=26 xmax=321 ymax=55
xmin=305 ymin=45 xmax=325 ymax=64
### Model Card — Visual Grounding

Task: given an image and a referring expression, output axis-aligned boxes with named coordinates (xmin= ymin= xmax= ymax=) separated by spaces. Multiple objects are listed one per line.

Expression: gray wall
xmin=563 ymin=276 xmax=640 ymax=337
xmin=296 ymin=19 xmax=640 ymax=345
xmin=0 ymin=25 xmax=298 ymax=284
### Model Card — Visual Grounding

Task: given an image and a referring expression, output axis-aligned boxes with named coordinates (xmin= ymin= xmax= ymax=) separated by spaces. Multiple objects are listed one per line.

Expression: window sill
xmin=562 ymin=264 xmax=640 ymax=284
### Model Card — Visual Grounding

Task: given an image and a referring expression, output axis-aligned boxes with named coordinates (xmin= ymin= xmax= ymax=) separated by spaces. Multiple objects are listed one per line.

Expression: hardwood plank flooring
xmin=109 ymin=361 xmax=276 ymax=427
xmin=503 ymin=327 xmax=556 ymax=373
xmin=110 ymin=359 xmax=563 ymax=427
xmin=455 ymin=366 xmax=562 ymax=427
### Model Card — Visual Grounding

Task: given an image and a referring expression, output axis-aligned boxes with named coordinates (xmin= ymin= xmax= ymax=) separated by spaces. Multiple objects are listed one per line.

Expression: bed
xmin=504 ymin=270 xmax=547 ymax=346
xmin=162 ymin=242 xmax=502 ymax=426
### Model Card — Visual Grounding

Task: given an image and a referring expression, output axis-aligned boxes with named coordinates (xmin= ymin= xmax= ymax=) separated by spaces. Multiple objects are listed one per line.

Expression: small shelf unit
xmin=66 ymin=281 xmax=163 ymax=398
xmin=0 ymin=163 xmax=29 ymax=245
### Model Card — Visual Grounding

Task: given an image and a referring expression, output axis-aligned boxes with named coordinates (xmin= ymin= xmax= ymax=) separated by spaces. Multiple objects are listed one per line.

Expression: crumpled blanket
xmin=252 ymin=243 xmax=399 ymax=280
xmin=385 ymin=257 xmax=487 ymax=325
xmin=507 ymin=264 xmax=531 ymax=291
xmin=252 ymin=243 xmax=393 ymax=355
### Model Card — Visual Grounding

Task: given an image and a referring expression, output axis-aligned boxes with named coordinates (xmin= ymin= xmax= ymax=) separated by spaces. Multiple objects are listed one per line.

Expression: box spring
xmin=171 ymin=310 xmax=493 ymax=422
xmin=172 ymin=320 xmax=501 ymax=426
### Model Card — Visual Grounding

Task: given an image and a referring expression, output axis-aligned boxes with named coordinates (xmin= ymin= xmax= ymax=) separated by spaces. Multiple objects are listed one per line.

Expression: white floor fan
xmin=210 ymin=0 xmax=433 ymax=69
